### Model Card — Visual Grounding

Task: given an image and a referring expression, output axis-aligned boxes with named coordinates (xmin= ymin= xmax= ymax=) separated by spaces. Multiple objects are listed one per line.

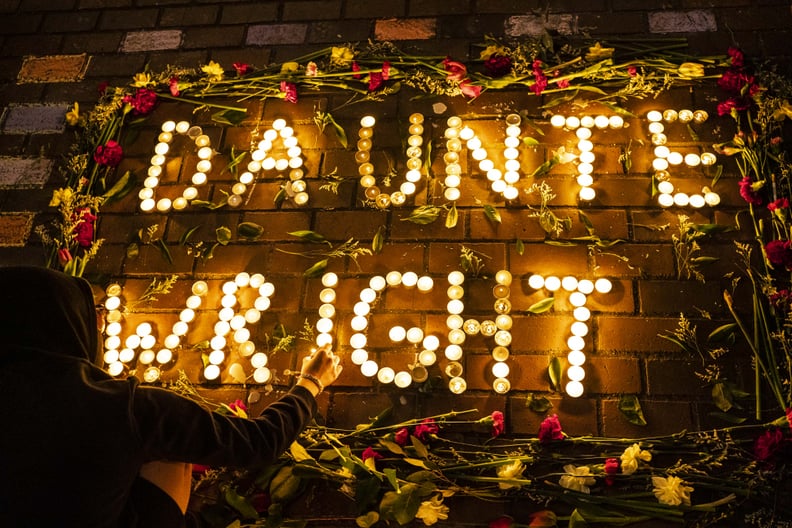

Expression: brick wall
xmin=1 ymin=1 xmax=791 ymax=524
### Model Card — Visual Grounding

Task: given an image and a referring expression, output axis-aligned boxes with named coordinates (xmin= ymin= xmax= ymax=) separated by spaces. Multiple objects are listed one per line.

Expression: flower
xmin=49 ymin=187 xmax=74 ymax=208
xmin=489 ymin=515 xmax=514 ymax=528
xmin=228 ymin=399 xmax=248 ymax=418
xmin=93 ymin=140 xmax=123 ymax=167
xmin=787 ymin=408 xmax=792 ymax=431
xmin=585 ymin=42 xmax=614 ymax=61
xmin=415 ymin=495 xmax=449 ymax=526
xmin=65 ymin=102 xmax=80 ymax=126
xmin=57 ymin=248 xmax=72 ymax=266
xmin=651 ymin=475 xmax=693 ymax=506
xmin=168 ymin=76 xmax=180 ymax=97
xmin=233 ymin=62 xmax=250 ymax=76
xmin=491 ymin=410 xmax=505 ymax=437
xmin=765 ymin=239 xmax=792 ymax=269
xmin=459 ymin=79 xmax=481 ymax=98
xmin=368 ymin=72 xmax=384 ymax=91
xmin=484 ymin=54 xmax=512 ymax=78
xmin=754 ymin=428 xmax=784 ymax=463
xmin=770 ymin=289 xmax=792 ymax=310
xmin=123 ymin=88 xmax=157 ymax=116
xmin=604 ymin=457 xmax=619 ymax=486
xmin=351 ymin=61 xmax=362 ymax=79
xmin=619 ymin=443 xmax=651 ymax=475
xmin=728 ymin=46 xmax=745 ymax=68
xmin=74 ymin=208 xmax=96 ymax=248
xmin=479 ymin=43 xmax=506 ymax=61
xmin=394 ymin=427 xmax=409 ymax=446
xmin=280 ymin=61 xmax=299 ymax=74
xmin=443 ymin=57 xmax=467 ymax=81
xmin=250 ymin=491 xmax=270 ymax=513
xmin=531 ymin=59 xmax=548 ymax=96
xmin=280 ymin=81 xmax=298 ymax=103
xmin=768 ymin=198 xmax=789 ymax=212
xmin=557 ymin=78 xmax=570 ymax=89
xmin=201 ymin=61 xmax=224 ymax=82
xmin=361 ymin=446 xmax=383 ymax=461
xmin=678 ymin=62 xmax=705 ymax=78
xmin=537 ymin=414 xmax=563 ymax=443
xmin=496 ymin=459 xmax=525 ymax=489
xmin=330 ymin=46 xmax=354 ymax=66
xmin=130 ymin=72 xmax=153 ymax=87
xmin=738 ymin=176 xmax=764 ymax=204
xmin=627 ymin=66 xmax=638 ymax=76
xmin=305 ymin=61 xmax=318 ymax=77
xmin=558 ymin=464 xmax=596 ymax=493
xmin=414 ymin=418 xmax=438 ymax=441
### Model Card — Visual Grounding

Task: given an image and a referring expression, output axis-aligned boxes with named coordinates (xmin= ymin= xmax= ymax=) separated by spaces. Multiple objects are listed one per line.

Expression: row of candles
xmin=137 ymin=109 xmax=722 ymax=214
xmin=100 ymin=270 xmax=613 ymax=398
xmin=139 ymin=119 xmax=308 ymax=213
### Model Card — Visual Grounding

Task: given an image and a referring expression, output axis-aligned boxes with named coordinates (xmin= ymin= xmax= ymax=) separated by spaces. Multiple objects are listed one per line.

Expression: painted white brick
xmin=505 ymin=14 xmax=579 ymax=37
xmin=246 ymin=24 xmax=308 ymax=46
xmin=121 ymin=30 xmax=183 ymax=52
xmin=648 ymin=10 xmax=717 ymax=33
xmin=1 ymin=104 xmax=67 ymax=134
xmin=0 ymin=157 xmax=53 ymax=189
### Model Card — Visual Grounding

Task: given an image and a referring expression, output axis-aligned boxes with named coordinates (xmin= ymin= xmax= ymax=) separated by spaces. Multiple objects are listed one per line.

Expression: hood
xmin=0 ymin=266 xmax=99 ymax=361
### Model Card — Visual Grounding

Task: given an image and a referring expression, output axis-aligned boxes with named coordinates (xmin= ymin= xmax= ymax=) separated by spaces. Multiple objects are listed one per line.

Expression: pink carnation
xmin=94 ymin=140 xmax=123 ymax=167
xmin=537 ymin=414 xmax=563 ymax=444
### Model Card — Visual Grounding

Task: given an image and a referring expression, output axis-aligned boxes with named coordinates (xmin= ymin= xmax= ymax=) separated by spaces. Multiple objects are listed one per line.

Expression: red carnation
xmin=754 ymin=428 xmax=784 ymax=464
xmin=361 ymin=447 xmax=383 ymax=461
xmin=233 ymin=62 xmax=250 ymax=76
xmin=604 ymin=457 xmax=619 ymax=486
xmin=459 ymin=79 xmax=481 ymax=98
xmin=413 ymin=418 xmax=438 ymax=441
xmin=94 ymin=140 xmax=123 ymax=167
xmin=394 ymin=427 xmax=410 ymax=446
xmin=537 ymin=414 xmax=563 ymax=444
xmin=74 ymin=208 xmax=96 ymax=248
xmin=123 ymin=88 xmax=157 ymax=116
xmin=531 ymin=59 xmax=548 ymax=96
xmin=738 ymin=176 xmax=763 ymax=205
xmin=280 ymin=81 xmax=297 ymax=103
xmin=489 ymin=516 xmax=514 ymax=528
xmin=368 ymin=71 xmax=384 ymax=92
xmin=57 ymin=248 xmax=73 ymax=266
xmin=352 ymin=61 xmax=362 ymax=80
xmin=168 ymin=76 xmax=180 ymax=97
xmin=766 ymin=239 xmax=792 ymax=269
xmin=490 ymin=411 xmax=505 ymax=438
xmin=484 ymin=54 xmax=512 ymax=78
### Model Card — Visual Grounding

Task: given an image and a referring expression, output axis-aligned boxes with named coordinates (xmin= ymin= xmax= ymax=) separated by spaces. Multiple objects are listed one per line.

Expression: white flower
xmin=558 ymin=464 xmax=596 ymax=494
xmin=652 ymin=475 xmax=693 ymax=506
xmin=620 ymin=443 xmax=652 ymax=475
xmin=415 ymin=495 xmax=449 ymax=526
xmin=496 ymin=459 xmax=525 ymax=489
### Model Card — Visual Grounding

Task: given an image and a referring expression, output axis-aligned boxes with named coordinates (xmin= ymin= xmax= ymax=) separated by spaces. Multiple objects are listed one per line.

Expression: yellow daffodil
xmin=330 ymin=46 xmax=355 ymax=66
xmin=65 ymin=103 xmax=80 ymax=126
xmin=201 ymin=61 xmax=225 ymax=82
xmin=678 ymin=62 xmax=705 ymax=78
xmin=620 ymin=443 xmax=652 ymax=475
xmin=414 ymin=495 xmax=449 ymax=526
xmin=772 ymin=100 xmax=792 ymax=121
xmin=558 ymin=464 xmax=596 ymax=494
xmin=652 ymin=475 xmax=693 ymax=506
xmin=131 ymin=72 xmax=153 ymax=87
xmin=585 ymin=42 xmax=614 ymax=61
xmin=479 ymin=43 xmax=506 ymax=60
xmin=280 ymin=61 xmax=300 ymax=74
xmin=49 ymin=187 xmax=73 ymax=208
xmin=496 ymin=459 xmax=526 ymax=489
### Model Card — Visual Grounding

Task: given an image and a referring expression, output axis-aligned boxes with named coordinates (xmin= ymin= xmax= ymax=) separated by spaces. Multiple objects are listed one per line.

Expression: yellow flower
xmin=131 ymin=72 xmax=153 ymax=87
xmin=49 ymin=187 xmax=73 ymax=208
xmin=280 ymin=61 xmax=300 ymax=74
xmin=652 ymin=475 xmax=693 ymax=506
xmin=479 ymin=43 xmax=506 ymax=60
xmin=496 ymin=459 xmax=526 ymax=489
xmin=201 ymin=61 xmax=225 ymax=82
xmin=65 ymin=102 xmax=80 ymax=126
xmin=585 ymin=42 xmax=614 ymax=61
xmin=620 ymin=443 xmax=652 ymax=475
xmin=678 ymin=62 xmax=705 ymax=78
xmin=772 ymin=100 xmax=792 ymax=121
xmin=558 ymin=464 xmax=596 ymax=494
xmin=330 ymin=46 xmax=355 ymax=66
xmin=414 ymin=495 xmax=449 ymax=526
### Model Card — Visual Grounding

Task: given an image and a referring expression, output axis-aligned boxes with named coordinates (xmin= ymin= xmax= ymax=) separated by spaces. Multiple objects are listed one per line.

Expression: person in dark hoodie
xmin=0 ymin=266 xmax=342 ymax=528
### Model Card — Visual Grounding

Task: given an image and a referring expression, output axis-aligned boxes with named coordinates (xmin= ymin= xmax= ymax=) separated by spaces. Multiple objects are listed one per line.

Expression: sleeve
xmin=130 ymin=384 xmax=317 ymax=468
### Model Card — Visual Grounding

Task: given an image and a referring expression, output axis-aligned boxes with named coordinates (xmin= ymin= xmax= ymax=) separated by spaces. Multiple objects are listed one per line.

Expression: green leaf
xmin=618 ymin=395 xmax=647 ymax=426
xmin=356 ymin=512 xmax=380 ymax=528
xmin=690 ymin=256 xmax=719 ymax=265
xmin=483 ymin=204 xmax=501 ymax=224
xmin=372 ymin=225 xmax=385 ymax=254
xmin=522 ymin=136 xmax=540 ymax=146
xmin=687 ymin=123 xmax=699 ymax=141
xmin=269 ymin=466 xmax=301 ymax=503
xmin=289 ymin=441 xmax=314 ymax=462
xmin=404 ymin=458 xmax=431 ymax=469
xmin=178 ymin=225 xmax=201 ymax=245
xmin=238 ymin=221 xmax=265 ymax=240
xmin=526 ymin=393 xmax=553 ymax=413
xmin=328 ymin=114 xmax=348 ymax=148
xmin=216 ymin=226 xmax=232 ymax=245
xmin=516 ymin=238 xmax=525 ymax=255
xmin=126 ymin=242 xmax=139 ymax=260
xmin=289 ymin=230 xmax=329 ymax=244
xmin=224 ymin=487 xmax=259 ymax=520
xmin=101 ymin=170 xmax=135 ymax=205
xmin=578 ymin=210 xmax=595 ymax=235
xmin=402 ymin=205 xmax=441 ymax=225
xmin=383 ymin=468 xmax=400 ymax=493
xmin=303 ymin=258 xmax=328 ymax=278
xmin=528 ymin=297 xmax=554 ymax=313
xmin=274 ymin=187 xmax=286 ymax=208
xmin=379 ymin=484 xmax=422 ymax=526
xmin=598 ymin=102 xmax=637 ymax=118
xmin=378 ymin=438 xmax=406 ymax=456
xmin=711 ymin=382 xmax=733 ymax=412
xmin=707 ymin=323 xmax=737 ymax=344
xmin=154 ymin=238 xmax=173 ymax=265
xmin=410 ymin=435 xmax=429 ymax=459
xmin=445 ymin=202 xmax=458 ymax=228
xmin=548 ymin=356 xmax=562 ymax=392
xmin=211 ymin=108 xmax=247 ymax=126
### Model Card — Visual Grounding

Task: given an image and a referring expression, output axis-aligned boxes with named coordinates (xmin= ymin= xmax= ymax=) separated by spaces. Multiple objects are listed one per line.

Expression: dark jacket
xmin=0 ymin=266 xmax=316 ymax=528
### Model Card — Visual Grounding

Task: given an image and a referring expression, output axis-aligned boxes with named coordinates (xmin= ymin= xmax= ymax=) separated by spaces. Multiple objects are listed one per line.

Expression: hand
xmin=296 ymin=344 xmax=342 ymax=397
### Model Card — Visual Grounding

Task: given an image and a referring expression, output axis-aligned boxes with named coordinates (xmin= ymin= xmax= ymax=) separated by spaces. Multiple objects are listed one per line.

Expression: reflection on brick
xmin=17 ymin=54 xmax=89 ymax=83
